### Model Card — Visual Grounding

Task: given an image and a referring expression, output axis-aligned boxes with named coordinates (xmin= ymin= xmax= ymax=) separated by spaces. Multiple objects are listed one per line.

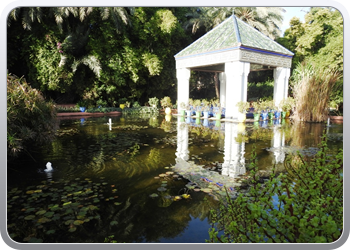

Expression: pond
xmin=7 ymin=113 xmax=343 ymax=243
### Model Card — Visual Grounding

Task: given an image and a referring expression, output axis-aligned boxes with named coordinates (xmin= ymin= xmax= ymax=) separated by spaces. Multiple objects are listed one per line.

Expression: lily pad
xmin=24 ymin=215 xmax=35 ymax=220
xmin=110 ymin=221 xmax=118 ymax=226
xmin=157 ymin=187 xmax=167 ymax=192
xmin=65 ymin=220 xmax=74 ymax=225
xmin=38 ymin=217 xmax=51 ymax=223
xmin=36 ymin=210 xmax=47 ymax=216
xmin=44 ymin=211 xmax=55 ymax=218
xmin=149 ymin=193 xmax=159 ymax=198
xmin=182 ymin=194 xmax=191 ymax=199
xmin=202 ymin=188 xmax=213 ymax=193
xmin=73 ymin=220 xmax=84 ymax=225
xmin=173 ymin=196 xmax=182 ymax=201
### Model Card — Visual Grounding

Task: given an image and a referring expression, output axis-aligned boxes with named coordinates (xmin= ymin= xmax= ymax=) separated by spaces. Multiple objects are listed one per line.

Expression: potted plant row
xmin=181 ymin=98 xmax=224 ymax=120
xmin=248 ymin=98 xmax=295 ymax=121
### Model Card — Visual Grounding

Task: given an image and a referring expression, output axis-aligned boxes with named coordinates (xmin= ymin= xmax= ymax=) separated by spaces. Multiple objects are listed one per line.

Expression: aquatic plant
xmin=207 ymin=133 xmax=343 ymax=243
xmin=291 ymin=61 xmax=341 ymax=122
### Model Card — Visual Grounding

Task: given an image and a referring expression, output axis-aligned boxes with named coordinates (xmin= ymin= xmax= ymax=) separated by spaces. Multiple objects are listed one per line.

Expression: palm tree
xmin=188 ymin=7 xmax=285 ymax=39
xmin=7 ymin=7 xmax=43 ymax=30
xmin=234 ymin=7 xmax=285 ymax=39
xmin=99 ymin=7 xmax=134 ymax=33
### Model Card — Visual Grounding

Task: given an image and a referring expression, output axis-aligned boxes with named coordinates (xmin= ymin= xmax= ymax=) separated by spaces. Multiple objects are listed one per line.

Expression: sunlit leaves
xmin=142 ymin=53 xmax=162 ymax=76
xmin=154 ymin=9 xmax=177 ymax=33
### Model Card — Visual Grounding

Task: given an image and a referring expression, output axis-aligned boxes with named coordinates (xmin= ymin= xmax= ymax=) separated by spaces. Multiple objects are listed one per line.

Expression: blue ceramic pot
xmin=274 ymin=111 xmax=281 ymax=119
xmin=261 ymin=112 xmax=268 ymax=120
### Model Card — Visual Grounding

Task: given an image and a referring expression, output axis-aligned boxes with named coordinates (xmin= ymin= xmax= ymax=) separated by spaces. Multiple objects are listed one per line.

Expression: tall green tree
xmin=278 ymin=7 xmax=343 ymax=109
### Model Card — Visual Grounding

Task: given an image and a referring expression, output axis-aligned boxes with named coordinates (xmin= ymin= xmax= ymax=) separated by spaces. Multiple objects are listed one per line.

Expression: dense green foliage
xmin=207 ymin=134 xmax=343 ymax=243
xmin=7 ymin=7 xmax=191 ymax=106
xmin=7 ymin=74 xmax=58 ymax=157
xmin=247 ymin=80 xmax=274 ymax=101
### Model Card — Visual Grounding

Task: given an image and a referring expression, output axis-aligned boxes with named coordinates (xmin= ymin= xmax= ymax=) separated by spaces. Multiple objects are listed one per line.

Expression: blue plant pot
xmin=274 ymin=111 xmax=281 ymax=119
xmin=79 ymin=107 xmax=86 ymax=112
xmin=261 ymin=112 xmax=268 ymax=120
xmin=260 ymin=120 xmax=268 ymax=128
xmin=221 ymin=108 xmax=226 ymax=117
xmin=208 ymin=108 xmax=214 ymax=117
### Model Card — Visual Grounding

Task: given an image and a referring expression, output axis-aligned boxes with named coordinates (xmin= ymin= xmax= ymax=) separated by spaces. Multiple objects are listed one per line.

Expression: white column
xmin=273 ymin=67 xmax=291 ymax=109
xmin=219 ymin=72 xmax=226 ymax=107
xmin=221 ymin=123 xmax=246 ymax=178
xmin=272 ymin=126 xmax=285 ymax=164
xmin=225 ymin=61 xmax=250 ymax=119
xmin=176 ymin=68 xmax=191 ymax=111
xmin=175 ymin=118 xmax=189 ymax=161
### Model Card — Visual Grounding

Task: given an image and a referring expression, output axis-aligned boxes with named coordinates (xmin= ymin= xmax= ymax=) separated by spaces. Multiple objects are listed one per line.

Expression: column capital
xmin=176 ymin=68 xmax=191 ymax=80
xmin=225 ymin=61 xmax=250 ymax=76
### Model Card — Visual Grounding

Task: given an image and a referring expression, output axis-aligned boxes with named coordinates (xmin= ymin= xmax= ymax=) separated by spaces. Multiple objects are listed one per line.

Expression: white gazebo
xmin=175 ymin=15 xmax=294 ymax=119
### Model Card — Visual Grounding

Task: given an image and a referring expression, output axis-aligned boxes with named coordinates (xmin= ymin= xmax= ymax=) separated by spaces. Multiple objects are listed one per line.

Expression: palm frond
xmin=72 ymin=55 xmax=101 ymax=78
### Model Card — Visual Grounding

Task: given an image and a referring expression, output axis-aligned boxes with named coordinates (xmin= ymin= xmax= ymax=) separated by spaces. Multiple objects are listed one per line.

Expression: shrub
xmin=207 ymin=132 xmax=343 ymax=243
xmin=132 ymin=101 xmax=141 ymax=108
xmin=291 ymin=61 xmax=341 ymax=122
xmin=148 ymin=97 xmax=159 ymax=107
xmin=160 ymin=96 xmax=172 ymax=108
xmin=7 ymin=74 xmax=58 ymax=157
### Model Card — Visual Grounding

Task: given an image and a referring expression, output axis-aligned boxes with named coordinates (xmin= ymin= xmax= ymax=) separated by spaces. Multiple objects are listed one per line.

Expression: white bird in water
xmin=45 ymin=162 xmax=53 ymax=172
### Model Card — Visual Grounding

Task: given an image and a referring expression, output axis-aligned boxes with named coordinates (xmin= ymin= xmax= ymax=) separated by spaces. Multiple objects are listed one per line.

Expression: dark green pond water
xmin=7 ymin=114 xmax=343 ymax=243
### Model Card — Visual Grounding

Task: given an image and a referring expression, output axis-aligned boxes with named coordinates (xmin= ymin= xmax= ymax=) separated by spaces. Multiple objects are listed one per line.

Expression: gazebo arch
xmin=174 ymin=15 xmax=294 ymax=120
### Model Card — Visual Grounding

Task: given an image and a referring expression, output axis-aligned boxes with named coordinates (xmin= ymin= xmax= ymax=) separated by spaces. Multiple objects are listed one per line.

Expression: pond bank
xmin=56 ymin=111 xmax=122 ymax=118
xmin=55 ymin=103 xmax=122 ymax=118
